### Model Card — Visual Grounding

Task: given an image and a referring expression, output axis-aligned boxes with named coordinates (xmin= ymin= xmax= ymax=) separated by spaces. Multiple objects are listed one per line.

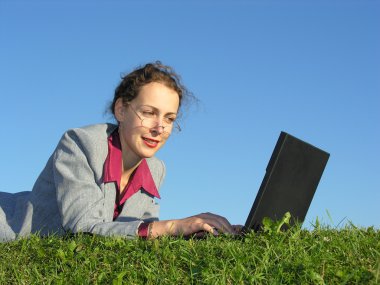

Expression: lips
xmin=142 ymin=137 xmax=160 ymax=148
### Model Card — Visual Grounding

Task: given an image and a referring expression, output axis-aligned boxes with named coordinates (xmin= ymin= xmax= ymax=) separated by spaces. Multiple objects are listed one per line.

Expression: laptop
xmin=244 ymin=131 xmax=330 ymax=232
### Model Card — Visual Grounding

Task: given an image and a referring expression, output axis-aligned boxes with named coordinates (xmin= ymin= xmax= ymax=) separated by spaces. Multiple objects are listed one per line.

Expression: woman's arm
xmin=53 ymin=128 xmax=149 ymax=237
xmin=149 ymin=212 xmax=237 ymax=238
xmin=53 ymin=127 xmax=237 ymax=239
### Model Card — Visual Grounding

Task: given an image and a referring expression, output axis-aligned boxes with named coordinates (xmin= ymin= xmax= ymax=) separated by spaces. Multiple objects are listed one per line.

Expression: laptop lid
xmin=244 ymin=131 xmax=330 ymax=232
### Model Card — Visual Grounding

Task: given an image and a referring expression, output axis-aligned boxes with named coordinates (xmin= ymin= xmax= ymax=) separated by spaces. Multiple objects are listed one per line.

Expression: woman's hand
xmin=149 ymin=212 xmax=240 ymax=238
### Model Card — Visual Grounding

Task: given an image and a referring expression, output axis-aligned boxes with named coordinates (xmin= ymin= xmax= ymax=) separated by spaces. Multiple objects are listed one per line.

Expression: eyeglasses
xmin=127 ymin=103 xmax=181 ymax=135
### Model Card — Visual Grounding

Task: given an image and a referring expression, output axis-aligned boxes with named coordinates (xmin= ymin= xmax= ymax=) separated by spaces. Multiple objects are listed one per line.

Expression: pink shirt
xmin=103 ymin=130 xmax=160 ymax=220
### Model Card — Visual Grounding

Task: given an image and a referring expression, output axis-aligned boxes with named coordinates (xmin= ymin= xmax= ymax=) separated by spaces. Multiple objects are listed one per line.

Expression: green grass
xmin=0 ymin=225 xmax=379 ymax=284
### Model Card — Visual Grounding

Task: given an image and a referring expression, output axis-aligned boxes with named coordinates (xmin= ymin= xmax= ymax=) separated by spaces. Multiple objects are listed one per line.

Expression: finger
xmin=201 ymin=222 xmax=219 ymax=236
xmin=198 ymin=213 xmax=234 ymax=234
xmin=193 ymin=231 xmax=207 ymax=238
xmin=205 ymin=213 xmax=235 ymax=234
xmin=199 ymin=214 xmax=233 ymax=234
xmin=232 ymin=225 xmax=244 ymax=234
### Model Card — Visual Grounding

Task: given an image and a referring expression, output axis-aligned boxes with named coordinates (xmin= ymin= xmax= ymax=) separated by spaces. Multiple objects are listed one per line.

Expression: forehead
xmin=135 ymin=82 xmax=180 ymax=112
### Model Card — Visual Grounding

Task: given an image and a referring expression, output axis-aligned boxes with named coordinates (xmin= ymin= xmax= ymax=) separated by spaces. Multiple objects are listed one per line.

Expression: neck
xmin=121 ymin=149 xmax=142 ymax=175
xmin=117 ymin=126 xmax=142 ymax=174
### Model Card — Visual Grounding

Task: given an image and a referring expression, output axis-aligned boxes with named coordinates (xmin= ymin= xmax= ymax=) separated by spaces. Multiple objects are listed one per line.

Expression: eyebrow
xmin=140 ymin=105 xmax=178 ymax=116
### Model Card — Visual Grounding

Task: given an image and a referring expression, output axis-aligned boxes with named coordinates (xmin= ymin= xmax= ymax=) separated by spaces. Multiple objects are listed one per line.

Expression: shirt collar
xmin=103 ymin=129 xmax=160 ymax=199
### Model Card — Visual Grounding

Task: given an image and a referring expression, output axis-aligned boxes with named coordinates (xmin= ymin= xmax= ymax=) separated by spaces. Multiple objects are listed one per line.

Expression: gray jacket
xmin=0 ymin=123 xmax=165 ymax=242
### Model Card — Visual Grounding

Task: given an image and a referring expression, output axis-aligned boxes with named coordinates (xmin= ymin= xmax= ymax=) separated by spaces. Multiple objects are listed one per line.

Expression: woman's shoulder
xmin=59 ymin=123 xmax=116 ymax=144
xmin=56 ymin=123 xmax=117 ymax=156
xmin=65 ymin=123 xmax=118 ymax=138
xmin=145 ymin=157 xmax=166 ymax=187
xmin=146 ymin=156 xmax=165 ymax=169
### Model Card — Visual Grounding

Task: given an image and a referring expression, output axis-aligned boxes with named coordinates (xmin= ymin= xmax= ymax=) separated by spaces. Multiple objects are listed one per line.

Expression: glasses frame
xmin=127 ymin=103 xmax=181 ymax=134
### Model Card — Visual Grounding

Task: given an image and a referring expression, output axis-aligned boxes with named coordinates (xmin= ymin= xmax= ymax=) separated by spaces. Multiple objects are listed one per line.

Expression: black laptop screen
xmin=244 ymin=132 xmax=330 ymax=231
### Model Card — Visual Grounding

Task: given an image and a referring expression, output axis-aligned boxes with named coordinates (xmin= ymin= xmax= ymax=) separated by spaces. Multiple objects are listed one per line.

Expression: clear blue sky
xmin=1 ymin=0 xmax=379 ymax=228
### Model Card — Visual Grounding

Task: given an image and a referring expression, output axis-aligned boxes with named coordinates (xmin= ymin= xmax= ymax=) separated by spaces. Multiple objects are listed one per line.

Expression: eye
xmin=164 ymin=117 xmax=176 ymax=124
xmin=141 ymin=110 xmax=155 ymax=118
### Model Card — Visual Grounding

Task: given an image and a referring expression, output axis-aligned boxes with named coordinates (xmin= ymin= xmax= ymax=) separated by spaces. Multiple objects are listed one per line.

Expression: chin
xmin=137 ymin=148 xmax=160 ymax=159
xmin=141 ymin=152 xmax=155 ymax=158
xmin=138 ymin=142 xmax=164 ymax=158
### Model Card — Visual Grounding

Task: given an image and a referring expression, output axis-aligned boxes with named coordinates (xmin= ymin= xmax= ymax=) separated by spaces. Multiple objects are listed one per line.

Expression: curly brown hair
xmin=110 ymin=61 xmax=192 ymax=119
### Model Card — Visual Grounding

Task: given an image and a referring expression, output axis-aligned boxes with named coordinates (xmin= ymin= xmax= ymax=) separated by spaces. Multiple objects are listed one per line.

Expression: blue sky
xmin=0 ymin=0 xmax=379 ymax=228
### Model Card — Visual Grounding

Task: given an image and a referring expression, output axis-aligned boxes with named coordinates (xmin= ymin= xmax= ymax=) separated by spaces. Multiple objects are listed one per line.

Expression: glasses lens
xmin=141 ymin=118 xmax=181 ymax=134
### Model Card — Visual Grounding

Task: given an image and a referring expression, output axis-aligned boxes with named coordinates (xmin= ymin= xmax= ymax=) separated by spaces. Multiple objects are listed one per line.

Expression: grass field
xmin=0 ymin=224 xmax=379 ymax=284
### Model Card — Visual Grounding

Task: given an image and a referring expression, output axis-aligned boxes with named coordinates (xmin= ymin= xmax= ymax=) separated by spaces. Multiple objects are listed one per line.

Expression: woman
xmin=0 ymin=62 xmax=237 ymax=242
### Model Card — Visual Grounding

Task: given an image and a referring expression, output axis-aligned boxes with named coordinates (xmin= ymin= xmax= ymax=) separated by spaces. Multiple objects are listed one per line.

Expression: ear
xmin=114 ymin=98 xmax=125 ymax=122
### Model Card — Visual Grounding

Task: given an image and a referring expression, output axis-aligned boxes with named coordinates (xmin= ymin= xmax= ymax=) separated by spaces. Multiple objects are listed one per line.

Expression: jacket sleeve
xmin=52 ymin=129 xmax=165 ymax=238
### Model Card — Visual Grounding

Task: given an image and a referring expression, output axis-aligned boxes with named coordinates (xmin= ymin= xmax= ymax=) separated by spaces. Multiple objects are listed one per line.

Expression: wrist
xmin=148 ymin=222 xmax=155 ymax=239
xmin=150 ymin=220 xmax=178 ymax=237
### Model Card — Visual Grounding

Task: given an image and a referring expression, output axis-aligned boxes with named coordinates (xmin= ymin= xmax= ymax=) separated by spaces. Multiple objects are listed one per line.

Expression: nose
xmin=151 ymin=125 xmax=165 ymax=133
xmin=150 ymin=119 xmax=165 ymax=135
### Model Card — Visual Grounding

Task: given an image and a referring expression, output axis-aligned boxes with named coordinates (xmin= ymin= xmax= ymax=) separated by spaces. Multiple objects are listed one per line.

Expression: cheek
xmin=159 ymin=136 xmax=170 ymax=147
xmin=119 ymin=118 xmax=141 ymax=134
xmin=159 ymin=139 xmax=167 ymax=146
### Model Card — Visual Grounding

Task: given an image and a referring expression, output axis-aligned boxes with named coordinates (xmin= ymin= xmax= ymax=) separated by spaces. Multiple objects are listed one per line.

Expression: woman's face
xmin=115 ymin=82 xmax=180 ymax=165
